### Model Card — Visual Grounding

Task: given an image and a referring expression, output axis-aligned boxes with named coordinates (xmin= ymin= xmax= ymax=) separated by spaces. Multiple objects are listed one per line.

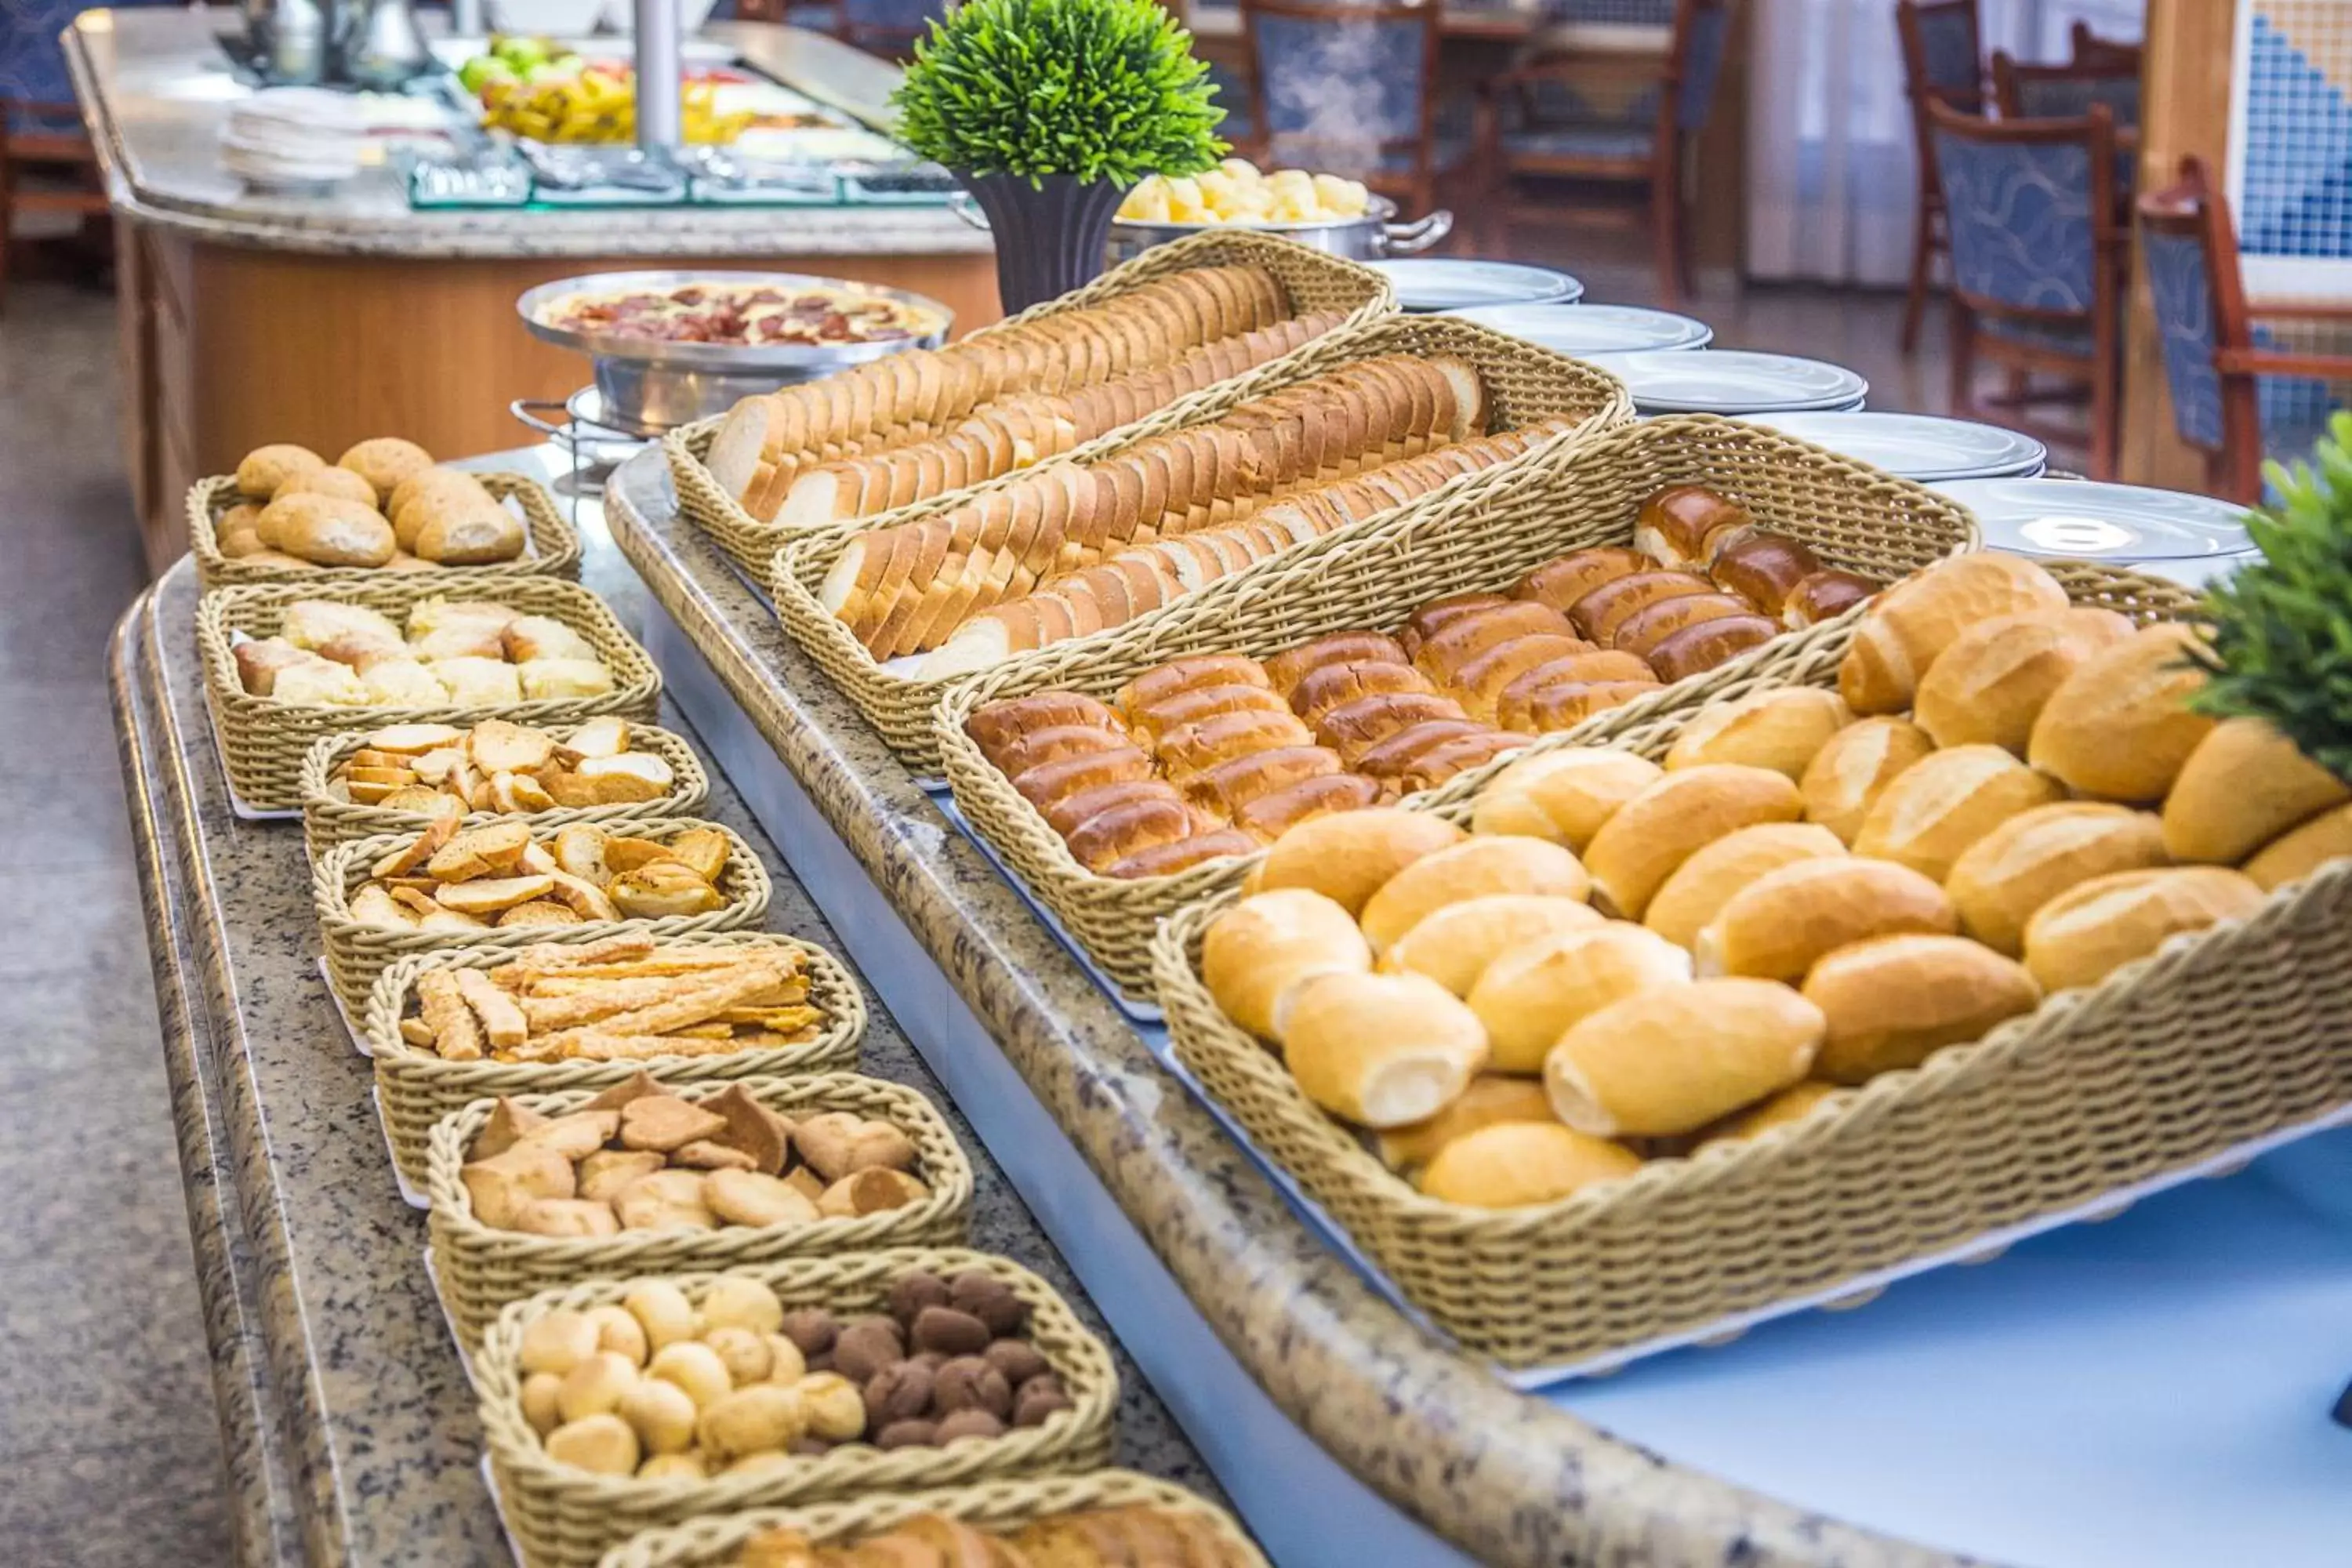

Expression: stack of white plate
xmin=1739 ymin=412 xmax=2046 ymax=482
xmin=1450 ymin=303 xmax=1711 ymax=355
xmin=1592 ymin=349 xmax=1868 ymax=416
xmin=1933 ymin=477 xmax=2257 ymax=588
xmin=220 ymin=89 xmax=367 ymax=191
xmin=1367 ymin=259 xmax=1584 ymax=312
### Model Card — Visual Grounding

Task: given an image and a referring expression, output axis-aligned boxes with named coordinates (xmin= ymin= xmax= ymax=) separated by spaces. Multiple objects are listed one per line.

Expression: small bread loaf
xmin=1266 ymin=632 xmax=1410 ymax=696
xmin=2244 ymin=800 xmax=2352 ymax=892
xmin=1911 ymin=607 xmax=2134 ymax=753
xmin=1838 ymin=554 xmax=2070 ymax=715
xmin=1203 ymin=888 xmax=1373 ymax=1039
xmin=1413 ymin=603 xmax=1577 ymax=685
xmin=1708 ymin=532 xmax=1821 ymax=616
xmin=1182 ymin=745 xmax=1341 ymax=815
xmin=263 ymin=495 xmax=397 ymax=568
xmin=274 ymin=464 xmax=379 ymax=507
xmin=1633 ymin=486 xmax=1754 ymax=568
xmin=1288 ymin=661 xmax=1435 ymax=728
xmin=1642 ymin=822 xmax=1848 ymax=949
xmin=966 ymin=691 xmax=1122 ymax=760
xmin=1377 ymin=894 xmax=1604 ymax=996
xmin=1544 ymin=978 xmax=1823 ymax=1138
xmin=1279 ymin=971 xmax=1489 ymax=1128
xmin=1781 ymin=568 xmax=1877 ymax=629
xmin=1233 ymin=772 xmax=1382 ymax=841
xmin=390 ymin=470 xmax=499 ymax=551
xmin=1515 ymin=547 xmax=1651 ymax=615
xmin=1469 ymin=748 xmax=1664 ymax=851
xmin=1850 ymin=744 xmax=2067 ymax=882
xmin=1610 ymin=593 xmax=1754 ymax=661
xmin=236 ymin=443 xmax=324 ymax=499
xmin=1695 ymin=856 xmax=1958 ymax=980
xmin=2021 ymin=866 xmax=2265 ymax=994
xmin=1663 ymin=688 xmax=1853 ymax=781
xmin=1417 ymin=1122 xmax=1639 ymax=1207
xmin=1803 ymin=934 xmax=2042 ymax=1083
xmin=1944 ymin=802 xmax=2171 ymax=955
xmin=1357 ymin=835 xmax=1592 ymax=955
xmin=1648 ymin=615 xmax=1777 ymax=681
xmin=1244 ymin=808 xmax=1465 ymax=915
xmin=1798 ymin=716 xmax=1938 ymax=845
xmin=337 ymin=437 xmax=436 ymax=503
xmin=1495 ymin=653 xmax=1659 ymax=732
xmin=1582 ymin=764 xmax=1805 ymax=920
xmin=1703 ymin=1081 xmax=1842 ymax=1144
xmin=1376 ymin=1076 xmax=1560 ymax=1171
xmin=1106 ymin=829 xmax=1256 ymax=879
xmin=1117 ymin=655 xmax=1271 ymax=720
xmin=414 ymin=504 xmax=527 ymax=566
xmin=2027 ymin=622 xmax=2216 ymax=802
xmin=1568 ymin=570 xmax=1714 ymax=644
xmin=2161 ymin=717 xmax=2351 ymax=864
xmin=1466 ymin=921 xmax=1693 ymax=1073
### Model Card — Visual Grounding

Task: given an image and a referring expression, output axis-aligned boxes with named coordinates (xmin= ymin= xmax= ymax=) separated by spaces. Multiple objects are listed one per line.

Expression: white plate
xmin=1739 ymin=412 xmax=2046 ymax=482
xmin=1593 ymin=350 xmax=1869 ymax=414
xmin=1933 ymin=477 xmax=2257 ymax=587
xmin=1450 ymin=302 xmax=1711 ymax=354
xmin=1367 ymin=258 xmax=1584 ymax=312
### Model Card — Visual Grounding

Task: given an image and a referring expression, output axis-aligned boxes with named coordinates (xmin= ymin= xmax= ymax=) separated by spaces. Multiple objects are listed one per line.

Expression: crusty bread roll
xmin=1695 ymin=856 xmax=1958 ymax=980
xmin=1279 ymin=971 xmax=1489 ymax=1127
xmin=235 ymin=443 xmax=324 ymax=499
xmin=1582 ymin=764 xmax=1805 ymax=920
xmin=216 ymin=504 xmax=267 ymax=558
xmin=1701 ymin=1081 xmax=1842 ymax=1144
xmin=337 ymin=437 xmax=436 ymax=504
xmin=1662 ymin=688 xmax=1853 ymax=781
xmin=2245 ymin=801 xmax=2352 ymax=892
xmin=263 ymin=494 xmax=397 ymax=568
xmin=1417 ymin=1121 xmax=1640 ymax=1207
xmin=1851 ymin=744 xmax=2067 ymax=882
xmin=1377 ymin=894 xmax=1603 ymax=996
xmin=1202 ymin=889 xmax=1372 ymax=1040
xmin=415 ymin=504 xmax=526 ymax=566
xmin=1837 ymin=554 xmax=2070 ymax=715
xmin=390 ymin=470 xmax=501 ymax=553
xmin=274 ymin=464 xmax=379 ymax=507
xmin=1544 ymin=978 xmax=1823 ymax=1137
xmin=1244 ymin=808 xmax=1465 ymax=915
xmin=1375 ymin=1076 xmax=1559 ymax=1171
xmin=1633 ymin=486 xmax=1753 ymax=568
xmin=1642 ymin=822 xmax=1848 ymax=949
xmin=1358 ymin=835 xmax=1591 ymax=954
xmin=2161 ymin=717 xmax=2351 ymax=864
xmin=2021 ymin=866 xmax=2265 ymax=994
xmin=1468 ymin=748 xmax=1664 ymax=851
xmin=1944 ymin=802 xmax=2170 ymax=956
xmin=1798 ymin=716 xmax=1937 ymax=846
xmin=1466 ymin=921 xmax=1693 ymax=1073
xmin=2027 ymin=622 xmax=2216 ymax=802
xmin=1911 ymin=606 xmax=2134 ymax=754
xmin=1802 ymin=934 xmax=2042 ymax=1083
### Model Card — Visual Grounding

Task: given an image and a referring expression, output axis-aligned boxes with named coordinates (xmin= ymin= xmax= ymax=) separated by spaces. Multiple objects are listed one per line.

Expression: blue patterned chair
xmin=1472 ymin=0 xmax=1729 ymax=307
xmin=1240 ymin=0 xmax=1463 ymax=222
xmin=1991 ymin=49 xmax=2140 ymax=202
xmin=0 ymin=0 xmax=115 ymax=311
xmin=837 ymin=0 xmax=949 ymax=60
xmin=1929 ymin=96 xmax=2127 ymax=477
xmin=2140 ymin=155 xmax=2352 ymax=506
xmin=1897 ymin=0 xmax=1985 ymax=354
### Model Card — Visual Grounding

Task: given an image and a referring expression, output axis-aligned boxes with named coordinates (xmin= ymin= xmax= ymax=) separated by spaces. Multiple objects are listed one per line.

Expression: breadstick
xmin=417 ymin=969 xmax=483 ymax=1062
xmin=557 ymin=1031 xmax=760 ymax=1060
xmin=492 ymin=933 xmax=659 ymax=987
xmin=455 ymin=969 xmax=528 ymax=1054
xmin=532 ymin=961 xmax=788 ymax=1047
xmin=519 ymin=964 xmax=765 ymax=1031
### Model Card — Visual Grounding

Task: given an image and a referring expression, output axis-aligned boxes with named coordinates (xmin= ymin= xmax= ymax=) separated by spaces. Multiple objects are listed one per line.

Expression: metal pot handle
xmin=949 ymin=191 xmax=990 ymax=231
xmin=1383 ymin=209 xmax=1453 ymax=254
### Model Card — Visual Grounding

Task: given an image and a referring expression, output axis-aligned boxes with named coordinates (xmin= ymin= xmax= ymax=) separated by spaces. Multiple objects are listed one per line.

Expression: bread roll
xmin=1633 ymin=486 xmax=1753 ymax=568
xmin=1468 ymin=748 xmax=1664 ymax=851
xmin=236 ymin=443 xmax=324 ymax=499
xmin=2027 ymin=622 xmax=2216 ymax=801
xmin=1523 ymin=677 xmax=1665 ymax=733
xmin=1781 ymin=569 xmax=1877 ymax=629
xmin=1417 ymin=1121 xmax=1639 ymax=1207
xmin=1837 ymin=554 xmax=2070 ymax=714
xmin=390 ymin=470 xmax=500 ymax=552
xmin=1647 ymin=615 xmax=1777 ymax=681
xmin=1065 ymin=794 xmax=1203 ymax=871
xmin=1803 ymin=934 xmax=2042 ymax=1083
xmin=1851 ymin=744 xmax=2067 ymax=882
xmin=1944 ymin=802 xmax=2170 ymax=955
xmin=337 ymin=437 xmax=436 ymax=503
xmin=2244 ymin=801 xmax=2352 ymax=892
xmin=1798 ymin=717 xmax=1937 ymax=845
xmin=1413 ymin=604 xmax=1579 ymax=685
xmin=1400 ymin=593 xmax=1510 ymax=655
xmin=1314 ymin=692 xmax=1470 ymax=760
xmin=966 ymin=691 xmax=1123 ymax=759
xmin=1357 ymin=836 xmax=1590 ymax=954
xmin=2021 ymin=866 xmax=2265 ymax=994
xmin=2161 ymin=717 xmax=2351 ymax=864
xmin=1107 ymin=829 xmax=1256 ymax=879
xmin=1702 ymin=1081 xmax=1842 ymax=1144
xmin=1663 ymin=688 xmax=1853 ymax=781
xmin=1116 ymin=655 xmax=1270 ymax=719
xmin=1202 ymin=889 xmax=1372 ymax=1039
xmin=1911 ymin=607 xmax=2134 ymax=753
xmin=415 ymin=504 xmax=527 ymax=566
xmin=1288 ymin=660 xmax=1434 ymax=727
xmin=1467 ymin=921 xmax=1692 ymax=1073
xmin=1375 ymin=1076 xmax=1560 ymax=1171
xmin=264 ymin=495 xmax=397 ymax=568
xmin=1279 ymin=971 xmax=1489 ymax=1127
xmin=1695 ymin=856 xmax=1958 ymax=980
xmin=1569 ymin=570 xmax=1714 ymax=644
xmin=1265 ymin=631 xmax=1410 ymax=696
xmin=1515 ymin=547 xmax=1650 ymax=615
xmin=1544 ymin=978 xmax=1823 ymax=1137
xmin=1610 ymin=593 xmax=1752 ymax=661
xmin=1642 ymin=822 xmax=1847 ymax=949
xmin=1012 ymin=746 xmax=1150 ymax=811
xmin=1377 ymin=894 xmax=1604 ymax=996
xmin=1234 ymin=772 xmax=1381 ymax=841
xmin=1582 ymin=764 xmax=1805 ymax=920
xmin=274 ymin=464 xmax=379 ymax=507
xmin=1708 ymin=532 xmax=1822 ymax=616
xmin=1244 ymin=808 xmax=1465 ymax=915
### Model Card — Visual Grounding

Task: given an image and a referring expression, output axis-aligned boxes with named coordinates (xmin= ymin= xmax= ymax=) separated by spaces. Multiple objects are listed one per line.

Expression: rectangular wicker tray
xmin=188 ymin=470 xmax=583 ymax=590
xmin=770 ymin=312 xmax=1640 ymax=775
xmin=935 ymin=414 xmax=1980 ymax=1004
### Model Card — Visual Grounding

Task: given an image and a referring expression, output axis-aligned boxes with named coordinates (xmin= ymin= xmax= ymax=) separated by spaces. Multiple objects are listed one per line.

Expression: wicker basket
xmin=364 ymin=933 xmax=866 ymax=1190
xmin=479 ymin=1248 xmax=1120 ymax=1568
xmin=595 ymin=1470 xmax=1266 ymax=1568
xmin=666 ymin=231 xmax=1400 ymax=586
xmin=198 ymin=575 xmax=661 ymax=811
xmin=428 ymin=1073 xmax=974 ymax=1348
xmin=1147 ymin=563 xmax=2352 ymax=1370
xmin=314 ymin=816 xmax=771 ymax=1014
xmin=299 ymin=720 xmax=712 ymax=860
xmin=188 ymin=470 xmax=583 ymax=590
xmin=771 ymin=314 xmax=1639 ymax=775
xmin=934 ymin=413 xmax=1980 ymax=1002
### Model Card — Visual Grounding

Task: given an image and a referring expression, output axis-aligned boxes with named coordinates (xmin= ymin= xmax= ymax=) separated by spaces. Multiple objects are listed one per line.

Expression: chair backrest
xmin=2138 ymin=156 xmax=2266 ymax=493
xmin=1927 ymin=97 xmax=2121 ymax=325
xmin=1510 ymin=0 xmax=1726 ymax=137
xmin=1992 ymin=51 xmax=2141 ymax=129
xmin=1241 ymin=0 xmax=1443 ymax=177
xmin=1897 ymin=0 xmax=1984 ymax=113
xmin=1671 ymin=0 xmax=1733 ymax=134
xmin=0 ymin=0 xmax=172 ymax=125
xmin=2070 ymin=21 xmax=2142 ymax=72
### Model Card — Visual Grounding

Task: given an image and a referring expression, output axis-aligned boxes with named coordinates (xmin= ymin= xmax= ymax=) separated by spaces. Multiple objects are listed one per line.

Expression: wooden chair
xmin=2069 ymin=21 xmax=2142 ymax=72
xmin=0 ymin=0 xmax=116 ymax=316
xmin=1896 ymin=0 xmax=1984 ymax=353
xmin=2139 ymin=156 xmax=2352 ymax=504
xmin=1239 ymin=0 xmax=1463 ymax=220
xmin=1472 ymin=0 xmax=1732 ymax=307
xmin=1991 ymin=50 xmax=2140 ymax=129
xmin=1928 ymin=98 xmax=2127 ymax=478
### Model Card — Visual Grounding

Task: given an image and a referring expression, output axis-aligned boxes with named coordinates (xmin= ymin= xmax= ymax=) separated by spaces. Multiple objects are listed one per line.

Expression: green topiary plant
xmin=2190 ymin=409 xmax=2352 ymax=785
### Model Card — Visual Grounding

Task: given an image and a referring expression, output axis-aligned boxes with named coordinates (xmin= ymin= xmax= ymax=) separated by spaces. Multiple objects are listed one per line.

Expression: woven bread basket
xmin=935 ymin=413 xmax=1979 ymax=1003
xmin=314 ymin=816 xmax=771 ymax=1014
xmin=479 ymin=1247 xmax=1119 ymax=1568
xmin=364 ymin=933 xmax=866 ymax=1190
xmin=300 ymin=720 xmax=711 ymax=860
xmin=188 ymin=470 xmax=583 ymax=590
xmin=771 ymin=314 xmax=1639 ymax=775
xmin=666 ymin=230 xmax=1399 ymax=586
xmin=198 ymin=575 xmax=661 ymax=811
xmin=594 ymin=1470 xmax=1267 ymax=1568
xmin=1149 ymin=562 xmax=2352 ymax=1370
xmin=428 ymin=1073 xmax=974 ymax=1348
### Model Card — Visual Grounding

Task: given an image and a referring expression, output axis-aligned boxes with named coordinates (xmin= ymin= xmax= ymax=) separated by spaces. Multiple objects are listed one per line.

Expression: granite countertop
xmin=67 ymin=11 xmax=994 ymax=260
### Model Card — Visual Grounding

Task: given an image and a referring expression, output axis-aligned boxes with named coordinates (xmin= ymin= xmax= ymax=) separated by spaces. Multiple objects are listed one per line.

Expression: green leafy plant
xmin=2191 ymin=409 xmax=2352 ymax=784
xmin=891 ymin=0 xmax=1226 ymax=187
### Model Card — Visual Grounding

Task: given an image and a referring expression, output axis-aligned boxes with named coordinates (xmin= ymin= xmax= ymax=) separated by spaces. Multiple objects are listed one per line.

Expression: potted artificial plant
xmin=891 ymin=0 xmax=1227 ymax=313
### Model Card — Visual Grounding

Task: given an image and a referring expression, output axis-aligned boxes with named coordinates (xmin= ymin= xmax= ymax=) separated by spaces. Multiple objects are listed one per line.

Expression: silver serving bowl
xmin=1102 ymin=195 xmax=1453 ymax=263
xmin=515 ymin=270 xmax=953 ymax=434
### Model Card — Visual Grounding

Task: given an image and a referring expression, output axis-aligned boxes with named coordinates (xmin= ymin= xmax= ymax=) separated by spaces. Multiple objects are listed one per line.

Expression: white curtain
xmin=1745 ymin=0 xmax=2147 ymax=285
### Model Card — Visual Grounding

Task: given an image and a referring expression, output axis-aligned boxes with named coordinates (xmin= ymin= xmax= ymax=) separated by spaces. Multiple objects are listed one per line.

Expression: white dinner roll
xmin=1244 ymin=808 xmax=1465 ymax=915
xmin=1202 ymin=889 xmax=1372 ymax=1041
xmin=2020 ymin=866 xmax=2265 ymax=994
xmin=1465 ymin=922 xmax=1693 ymax=1073
xmin=1802 ymin=933 xmax=2042 ymax=1083
xmin=1911 ymin=606 xmax=2134 ymax=754
xmin=1468 ymin=747 xmax=1664 ymax=851
xmin=1662 ymin=688 xmax=1854 ymax=781
xmin=1279 ymin=971 xmax=1490 ymax=1127
xmin=2027 ymin=622 xmax=2216 ymax=802
xmin=1944 ymin=802 xmax=2170 ymax=956
xmin=1694 ymin=855 xmax=1958 ymax=981
xmin=1642 ymin=822 xmax=1848 ymax=950
xmin=1850 ymin=744 xmax=2067 ymax=883
xmin=1377 ymin=895 xmax=1605 ymax=996
xmin=1837 ymin=554 xmax=2070 ymax=715
xmin=1798 ymin=716 xmax=1937 ymax=845
xmin=1581 ymin=764 xmax=1803 ymax=920
xmin=1357 ymin=835 xmax=1591 ymax=956
xmin=1417 ymin=1121 xmax=1641 ymax=1208
xmin=1544 ymin=978 xmax=1824 ymax=1138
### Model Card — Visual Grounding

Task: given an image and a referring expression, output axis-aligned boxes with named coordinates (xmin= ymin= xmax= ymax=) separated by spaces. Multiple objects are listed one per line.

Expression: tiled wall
xmin=2233 ymin=0 xmax=2352 ymax=290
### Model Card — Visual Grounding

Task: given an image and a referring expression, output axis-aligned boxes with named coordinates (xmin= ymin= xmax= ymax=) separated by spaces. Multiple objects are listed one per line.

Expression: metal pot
xmin=952 ymin=191 xmax=1452 ymax=264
